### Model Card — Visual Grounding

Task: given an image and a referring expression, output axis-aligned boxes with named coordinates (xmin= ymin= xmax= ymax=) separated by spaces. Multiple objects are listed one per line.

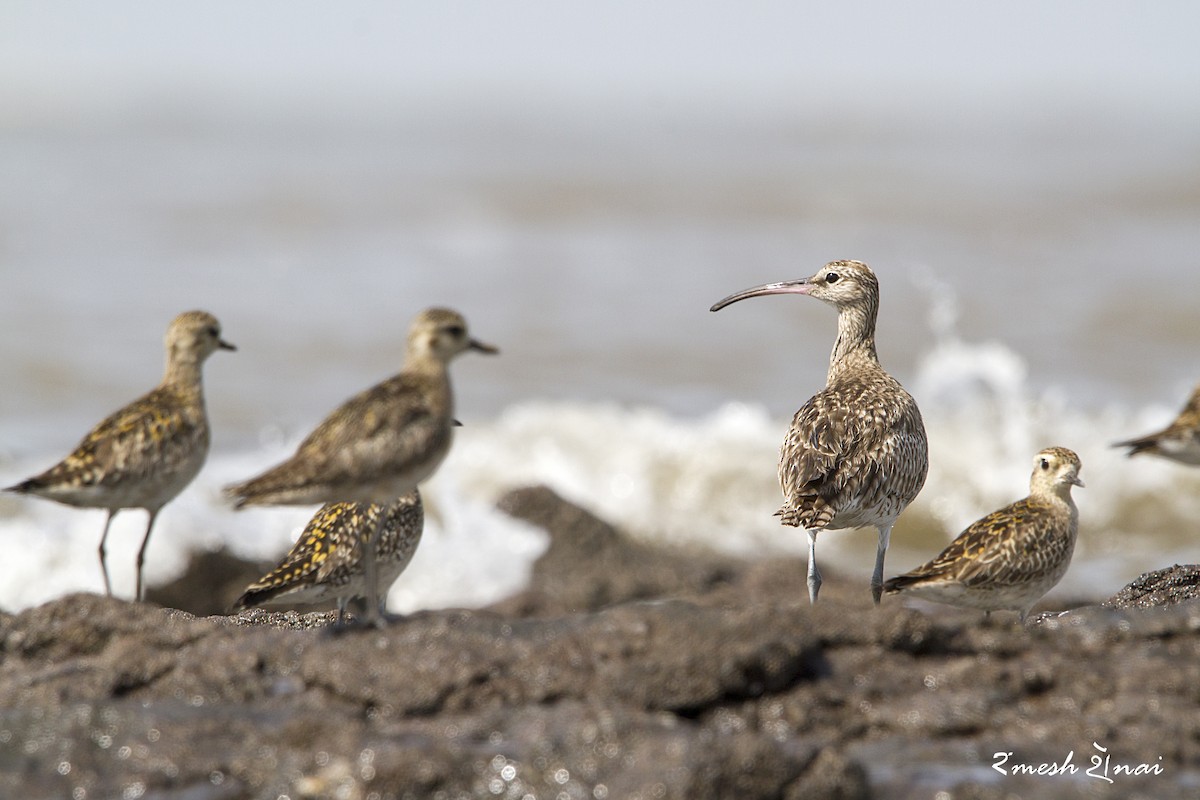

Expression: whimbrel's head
xmin=1029 ymin=446 xmax=1085 ymax=498
xmin=166 ymin=310 xmax=236 ymax=367
xmin=709 ymin=260 xmax=879 ymax=313
xmin=407 ymin=307 xmax=499 ymax=364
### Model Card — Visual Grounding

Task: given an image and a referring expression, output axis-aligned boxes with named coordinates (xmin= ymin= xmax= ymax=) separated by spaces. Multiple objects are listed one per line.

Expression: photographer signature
xmin=993 ymin=742 xmax=1163 ymax=784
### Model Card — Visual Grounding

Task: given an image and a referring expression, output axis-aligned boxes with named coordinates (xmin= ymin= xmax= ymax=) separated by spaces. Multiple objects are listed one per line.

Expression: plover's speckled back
xmin=883 ymin=447 xmax=1084 ymax=622
xmin=1114 ymin=384 xmax=1200 ymax=466
xmin=232 ymin=491 xmax=423 ymax=623
xmin=225 ymin=307 xmax=496 ymax=627
xmin=6 ymin=310 xmax=235 ymax=600
xmin=711 ymin=260 xmax=928 ymax=604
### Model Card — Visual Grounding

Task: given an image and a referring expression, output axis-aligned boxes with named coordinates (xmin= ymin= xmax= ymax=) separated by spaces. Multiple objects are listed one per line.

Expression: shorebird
xmin=883 ymin=446 xmax=1084 ymax=622
xmin=1113 ymin=384 xmax=1200 ymax=466
xmin=232 ymin=491 xmax=424 ymax=623
xmin=6 ymin=310 xmax=235 ymax=600
xmin=224 ymin=307 xmax=496 ymax=627
xmin=711 ymin=260 xmax=928 ymax=604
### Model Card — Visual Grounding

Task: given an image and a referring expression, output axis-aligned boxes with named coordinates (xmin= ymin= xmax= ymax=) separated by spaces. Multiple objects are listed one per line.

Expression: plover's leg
xmin=97 ymin=509 xmax=118 ymax=598
xmin=134 ymin=509 xmax=161 ymax=602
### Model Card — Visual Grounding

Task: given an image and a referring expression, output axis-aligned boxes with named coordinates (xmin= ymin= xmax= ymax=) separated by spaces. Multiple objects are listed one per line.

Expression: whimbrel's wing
xmin=779 ymin=378 xmax=925 ymax=527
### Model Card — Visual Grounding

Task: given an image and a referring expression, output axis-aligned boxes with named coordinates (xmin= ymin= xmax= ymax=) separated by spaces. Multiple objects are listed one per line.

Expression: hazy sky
xmin=2 ymin=1 xmax=1199 ymax=114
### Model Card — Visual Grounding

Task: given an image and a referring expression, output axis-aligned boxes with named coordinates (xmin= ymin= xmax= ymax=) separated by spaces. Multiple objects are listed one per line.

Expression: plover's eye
xmin=207 ymin=326 xmax=220 ymax=338
xmin=444 ymin=325 xmax=465 ymax=338
xmin=1040 ymin=459 xmax=1050 ymax=470
xmin=825 ymin=272 xmax=840 ymax=284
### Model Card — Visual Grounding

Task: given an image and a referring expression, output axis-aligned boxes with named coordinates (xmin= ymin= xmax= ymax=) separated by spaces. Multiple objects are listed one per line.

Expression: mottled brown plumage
xmin=711 ymin=260 xmax=928 ymax=604
xmin=884 ymin=447 xmax=1084 ymax=622
xmin=233 ymin=491 xmax=423 ymax=623
xmin=6 ymin=310 xmax=235 ymax=599
xmin=225 ymin=307 xmax=496 ymax=627
xmin=1113 ymin=384 xmax=1200 ymax=466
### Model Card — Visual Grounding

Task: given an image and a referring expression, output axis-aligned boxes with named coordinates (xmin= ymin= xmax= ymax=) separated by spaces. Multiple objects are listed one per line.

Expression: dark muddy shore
xmin=2 ymin=486 xmax=1198 ymax=799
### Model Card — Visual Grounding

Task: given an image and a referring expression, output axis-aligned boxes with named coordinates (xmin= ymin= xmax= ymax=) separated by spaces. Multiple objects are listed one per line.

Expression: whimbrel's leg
xmin=806 ymin=530 xmax=822 ymax=604
xmin=97 ymin=510 xmax=118 ymax=597
xmin=871 ymin=523 xmax=892 ymax=605
xmin=134 ymin=509 xmax=161 ymax=602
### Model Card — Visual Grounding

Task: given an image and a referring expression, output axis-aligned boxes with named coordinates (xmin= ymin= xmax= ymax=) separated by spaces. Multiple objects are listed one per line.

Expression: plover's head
xmin=1030 ymin=446 xmax=1085 ymax=496
xmin=166 ymin=310 xmax=236 ymax=365
xmin=408 ymin=307 xmax=498 ymax=363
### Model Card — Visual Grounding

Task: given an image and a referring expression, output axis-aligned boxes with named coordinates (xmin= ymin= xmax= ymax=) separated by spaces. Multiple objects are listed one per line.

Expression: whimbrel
xmin=225 ymin=307 xmax=496 ymax=627
xmin=1114 ymin=384 xmax=1200 ymax=466
xmin=883 ymin=446 xmax=1083 ymax=622
xmin=6 ymin=311 xmax=235 ymax=600
xmin=232 ymin=491 xmax=423 ymax=624
xmin=711 ymin=260 xmax=928 ymax=604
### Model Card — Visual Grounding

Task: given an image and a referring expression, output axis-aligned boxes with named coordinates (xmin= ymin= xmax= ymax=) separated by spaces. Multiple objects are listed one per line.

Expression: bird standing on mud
xmin=711 ymin=260 xmax=928 ymax=604
xmin=233 ymin=491 xmax=424 ymax=624
xmin=224 ymin=307 xmax=496 ymax=628
xmin=6 ymin=310 xmax=235 ymax=600
xmin=883 ymin=447 xmax=1083 ymax=622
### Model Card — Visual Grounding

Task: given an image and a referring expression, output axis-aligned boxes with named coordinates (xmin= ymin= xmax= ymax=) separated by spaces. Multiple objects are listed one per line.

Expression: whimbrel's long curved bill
xmin=709 ymin=279 xmax=812 ymax=312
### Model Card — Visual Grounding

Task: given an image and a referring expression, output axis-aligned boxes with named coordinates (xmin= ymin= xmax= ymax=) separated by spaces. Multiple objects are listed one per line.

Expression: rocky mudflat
xmin=2 ymin=486 xmax=1199 ymax=799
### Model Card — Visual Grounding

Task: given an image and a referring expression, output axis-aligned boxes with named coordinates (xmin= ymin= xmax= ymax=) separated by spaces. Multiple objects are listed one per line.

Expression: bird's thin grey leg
xmin=361 ymin=513 xmax=384 ymax=628
xmin=806 ymin=530 xmax=822 ymax=604
xmin=98 ymin=510 xmax=118 ymax=597
xmin=134 ymin=509 xmax=161 ymax=602
xmin=871 ymin=523 xmax=892 ymax=605
xmin=336 ymin=597 xmax=348 ymax=626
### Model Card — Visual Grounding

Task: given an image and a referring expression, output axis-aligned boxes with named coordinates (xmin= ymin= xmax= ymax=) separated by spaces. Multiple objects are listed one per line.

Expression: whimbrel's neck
xmin=827 ymin=301 xmax=879 ymax=381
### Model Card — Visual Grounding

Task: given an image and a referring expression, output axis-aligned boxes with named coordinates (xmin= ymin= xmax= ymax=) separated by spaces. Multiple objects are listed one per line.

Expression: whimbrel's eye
xmin=825 ymin=272 xmax=840 ymax=284
xmin=1040 ymin=459 xmax=1050 ymax=470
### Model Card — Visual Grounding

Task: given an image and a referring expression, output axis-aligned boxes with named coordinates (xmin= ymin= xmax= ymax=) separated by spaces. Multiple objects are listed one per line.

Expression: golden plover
xmin=232 ymin=491 xmax=423 ymax=623
xmin=224 ymin=307 xmax=496 ymax=627
xmin=883 ymin=447 xmax=1084 ymax=622
xmin=6 ymin=310 xmax=235 ymax=600
xmin=1113 ymin=383 xmax=1200 ymax=466
xmin=711 ymin=260 xmax=928 ymax=604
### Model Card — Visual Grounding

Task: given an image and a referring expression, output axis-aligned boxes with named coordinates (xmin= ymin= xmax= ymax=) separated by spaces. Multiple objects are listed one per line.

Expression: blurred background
xmin=1 ymin=1 xmax=1198 ymax=612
